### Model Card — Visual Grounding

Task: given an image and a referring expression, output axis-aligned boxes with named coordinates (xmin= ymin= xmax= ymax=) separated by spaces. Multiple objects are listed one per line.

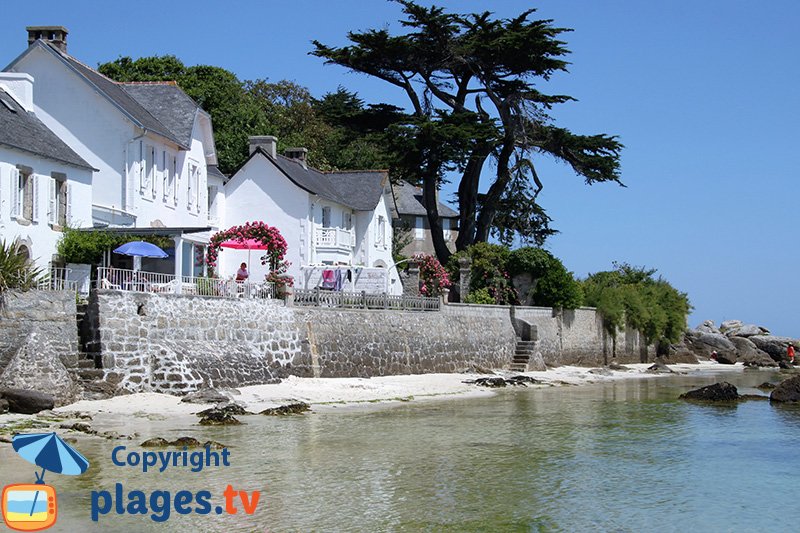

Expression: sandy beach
xmin=0 ymin=361 xmax=753 ymax=439
xmin=54 ymin=360 xmax=745 ymax=417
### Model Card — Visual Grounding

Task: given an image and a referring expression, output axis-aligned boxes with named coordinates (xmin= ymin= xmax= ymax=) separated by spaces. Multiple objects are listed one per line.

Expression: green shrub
xmin=57 ymin=228 xmax=174 ymax=264
xmin=464 ymin=287 xmax=495 ymax=304
xmin=446 ymin=243 xmax=517 ymax=305
xmin=508 ymin=247 xmax=583 ymax=309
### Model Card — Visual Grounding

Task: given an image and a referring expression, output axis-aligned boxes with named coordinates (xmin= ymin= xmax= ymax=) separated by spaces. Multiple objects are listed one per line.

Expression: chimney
xmin=284 ymin=147 xmax=308 ymax=169
xmin=0 ymin=72 xmax=34 ymax=112
xmin=27 ymin=26 xmax=69 ymax=52
xmin=249 ymin=135 xmax=277 ymax=158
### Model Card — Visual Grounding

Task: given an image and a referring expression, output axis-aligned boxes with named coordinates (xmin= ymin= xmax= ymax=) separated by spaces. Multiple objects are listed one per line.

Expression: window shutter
xmin=32 ymin=175 xmax=40 ymax=222
xmin=173 ymin=157 xmax=179 ymax=206
xmin=11 ymin=168 xmax=20 ymax=217
xmin=48 ymin=177 xmax=56 ymax=224
xmin=151 ymin=146 xmax=157 ymax=198
xmin=65 ymin=182 xmax=72 ymax=225
xmin=138 ymin=141 xmax=144 ymax=193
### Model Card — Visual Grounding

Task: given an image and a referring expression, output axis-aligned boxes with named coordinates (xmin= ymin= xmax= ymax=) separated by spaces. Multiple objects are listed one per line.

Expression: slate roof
xmin=391 ymin=180 xmax=458 ymax=218
xmin=7 ymin=41 xmax=195 ymax=148
xmin=267 ymin=151 xmax=386 ymax=211
xmin=0 ymin=86 xmax=94 ymax=170
xmin=122 ymin=82 xmax=202 ymax=148
xmin=207 ymin=165 xmax=227 ymax=181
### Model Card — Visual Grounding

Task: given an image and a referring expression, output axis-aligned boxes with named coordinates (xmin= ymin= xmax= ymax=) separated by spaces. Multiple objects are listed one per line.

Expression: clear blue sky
xmin=3 ymin=1 xmax=798 ymax=335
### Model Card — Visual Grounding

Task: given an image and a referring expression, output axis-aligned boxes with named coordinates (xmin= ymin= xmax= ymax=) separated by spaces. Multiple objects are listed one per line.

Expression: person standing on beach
xmin=788 ymin=344 xmax=795 ymax=364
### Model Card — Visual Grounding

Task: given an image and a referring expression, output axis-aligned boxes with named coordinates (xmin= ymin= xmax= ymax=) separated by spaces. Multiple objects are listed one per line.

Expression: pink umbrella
xmin=218 ymin=238 xmax=269 ymax=268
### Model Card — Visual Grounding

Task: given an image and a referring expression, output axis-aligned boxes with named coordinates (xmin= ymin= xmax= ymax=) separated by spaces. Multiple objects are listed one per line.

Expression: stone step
xmin=74 ymin=369 xmax=104 ymax=380
xmin=77 ymin=359 xmax=96 ymax=369
xmin=515 ymin=350 xmax=534 ymax=356
xmin=509 ymin=364 xmax=528 ymax=372
xmin=513 ymin=357 xmax=530 ymax=363
xmin=516 ymin=343 xmax=536 ymax=348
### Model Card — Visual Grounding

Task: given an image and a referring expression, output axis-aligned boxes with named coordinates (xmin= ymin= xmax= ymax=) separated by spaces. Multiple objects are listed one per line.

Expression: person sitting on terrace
xmin=236 ymin=262 xmax=249 ymax=282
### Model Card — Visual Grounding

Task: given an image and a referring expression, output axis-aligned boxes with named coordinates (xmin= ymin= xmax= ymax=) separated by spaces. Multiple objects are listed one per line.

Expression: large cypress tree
xmin=313 ymin=1 xmax=623 ymax=262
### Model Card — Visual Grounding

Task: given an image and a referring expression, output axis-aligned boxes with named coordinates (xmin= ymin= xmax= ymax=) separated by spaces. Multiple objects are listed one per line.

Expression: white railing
xmin=315 ymin=227 xmax=355 ymax=249
xmin=294 ymin=287 xmax=439 ymax=311
xmin=96 ymin=267 xmax=275 ymax=300
xmin=24 ymin=267 xmax=79 ymax=291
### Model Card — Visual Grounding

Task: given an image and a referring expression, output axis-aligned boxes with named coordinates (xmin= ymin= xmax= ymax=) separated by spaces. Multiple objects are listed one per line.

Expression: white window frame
xmin=375 ymin=215 xmax=386 ymax=248
xmin=414 ymin=216 xmax=424 ymax=240
xmin=11 ymin=167 xmax=21 ymax=219
xmin=172 ymin=155 xmax=179 ymax=206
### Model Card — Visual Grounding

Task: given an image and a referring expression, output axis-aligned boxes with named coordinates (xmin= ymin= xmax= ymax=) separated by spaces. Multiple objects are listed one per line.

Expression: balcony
xmin=315 ymin=227 xmax=355 ymax=251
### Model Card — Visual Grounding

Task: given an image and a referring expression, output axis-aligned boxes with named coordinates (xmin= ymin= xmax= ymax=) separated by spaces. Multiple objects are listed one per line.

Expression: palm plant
xmin=0 ymin=239 xmax=44 ymax=293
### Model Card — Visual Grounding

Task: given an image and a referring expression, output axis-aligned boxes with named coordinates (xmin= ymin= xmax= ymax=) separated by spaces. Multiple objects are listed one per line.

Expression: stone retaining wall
xmin=0 ymin=290 xmax=78 ymax=371
xmin=91 ymin=291 xmax=655 ymax=394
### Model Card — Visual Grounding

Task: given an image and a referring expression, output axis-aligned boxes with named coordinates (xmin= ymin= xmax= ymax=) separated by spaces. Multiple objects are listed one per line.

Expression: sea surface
xmin=1 ymin=368 xmax=799 ymax=532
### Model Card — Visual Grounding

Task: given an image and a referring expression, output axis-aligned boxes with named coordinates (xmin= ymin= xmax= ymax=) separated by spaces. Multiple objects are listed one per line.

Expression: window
xmin=443 ymin=218 xmax=451 ymax=241
xmin=144 ymin=145 xmax=156 ymax=198
xmin=172 ymin=156 xmax=179 ymax=206
xmin=321 ymin=206 xmax=331 ymax=228
xmin=163 ymin=152 xmax=177 ymax=204
xmin=342 ymin=211 xmax=353 ymax=231
xmin=415 ymin=216 xmax=424 ymax=240
xmin=375 ymin=215 xmax=386 ymax=247
xmin=207 ymin=185 xmax=218 ymax=222
xmin=11 ymin=167 xmax=37 ymax=222
xmin=48 ymin=173 xmax=69 ymax=226
xmin=188 ymin=162 xmax=200 ymax=211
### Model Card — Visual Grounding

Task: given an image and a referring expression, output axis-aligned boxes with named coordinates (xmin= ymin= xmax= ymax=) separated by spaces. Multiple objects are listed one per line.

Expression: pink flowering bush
xmin=412 ymin=253 xmax=451 ymax=297
xmin=206 ymin=221 xmax=289 ymax=278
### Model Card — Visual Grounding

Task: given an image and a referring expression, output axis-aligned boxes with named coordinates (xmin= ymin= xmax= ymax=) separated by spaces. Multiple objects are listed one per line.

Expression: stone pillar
xmin=284 ymin=284 xmax=294 ymax=307
xmin=458 ymin=256 xmax=471 ymax=302
xmin=407 ymin=261 xmax=420 ymax=296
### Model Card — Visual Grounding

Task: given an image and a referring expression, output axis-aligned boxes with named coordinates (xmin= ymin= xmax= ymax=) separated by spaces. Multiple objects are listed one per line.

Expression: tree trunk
xmin=423 ymin=176 xmax=452 ymax=264
xmin=455 ymin=144 xmax=490 ymax=251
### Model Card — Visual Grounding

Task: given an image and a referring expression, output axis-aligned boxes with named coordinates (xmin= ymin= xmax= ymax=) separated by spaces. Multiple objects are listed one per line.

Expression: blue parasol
xmin=113 ymin=240 xmax=168 ymax=258
xmin=12 ymin=432 xmax=90 ymax=483
xmin=12 ymin=432 xmax=90 ymax=518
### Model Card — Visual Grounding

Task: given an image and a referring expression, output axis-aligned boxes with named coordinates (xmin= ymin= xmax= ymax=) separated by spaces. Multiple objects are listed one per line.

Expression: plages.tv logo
xmin=2 ymin=432 xmax=90 ymax=532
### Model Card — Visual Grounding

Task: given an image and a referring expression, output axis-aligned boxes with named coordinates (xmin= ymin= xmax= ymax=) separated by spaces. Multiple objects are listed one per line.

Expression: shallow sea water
xmin=1 ymin=368 xmax=799 ymax=532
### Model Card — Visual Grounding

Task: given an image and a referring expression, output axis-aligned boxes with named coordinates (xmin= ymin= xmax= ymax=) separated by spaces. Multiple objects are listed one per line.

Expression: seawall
xmin=90 ymin=290 xmax=651 ymax=394
xmin=0 ymin=290 xmax=78 ymax=371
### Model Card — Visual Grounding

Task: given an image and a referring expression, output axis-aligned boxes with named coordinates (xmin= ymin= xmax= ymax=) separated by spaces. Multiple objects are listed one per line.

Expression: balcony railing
xmin=315 ymin=227 xmax=355 ymax=249
xmin=294 ymin=287 xmax=439 ymax=311
xmin=96 ymin=267 xmax=275 ymax=300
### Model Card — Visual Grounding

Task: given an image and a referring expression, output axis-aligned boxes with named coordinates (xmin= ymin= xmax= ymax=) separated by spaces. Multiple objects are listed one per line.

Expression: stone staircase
xmin=510 ymin=338 xmax=536 ymax=372
xmin=72 ymin=303 xmax=108 ymax=396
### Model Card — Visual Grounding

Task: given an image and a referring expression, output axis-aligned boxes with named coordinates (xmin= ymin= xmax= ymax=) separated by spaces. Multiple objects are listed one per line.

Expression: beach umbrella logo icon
xmin=2 ymin=432 xmax=90 ymax=531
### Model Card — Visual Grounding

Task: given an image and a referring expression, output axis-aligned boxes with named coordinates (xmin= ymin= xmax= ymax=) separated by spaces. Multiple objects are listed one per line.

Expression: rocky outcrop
xmin=724 ymin=324 xmax=769 ymax=338
xmin=685 ymin=329 xmax=736 ymax=356
xmin=0 ymin=388 xmax=55 ymax=414
xmin=0 ymin=332 xmax=80 ymax=406
xmin=770 ymin=376 xmax=800 ymax=403
xmin=696 ymin=320 xmax=721 ymax=335
xmin=683 ymin=320 xmax=797 ymax=366
xmin=749 ymin=336 xmax=796 ymax=363
xmin=680 ymin=382 xmax=739 ymax=401
xmin=260 ymin=402 xmax=311 ymax=415
xmin=729 ymin=337 xmax=776 ymax=367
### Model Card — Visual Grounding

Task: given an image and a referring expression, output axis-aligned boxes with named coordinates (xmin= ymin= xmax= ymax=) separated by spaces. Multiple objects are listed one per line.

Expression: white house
xmin=223 ymin=136 xmax=402 ymax=294
xmin=0 ymin=71 xmax=94 ymax=269
xmin=4 ymin=27 xmax=221 ymax=277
